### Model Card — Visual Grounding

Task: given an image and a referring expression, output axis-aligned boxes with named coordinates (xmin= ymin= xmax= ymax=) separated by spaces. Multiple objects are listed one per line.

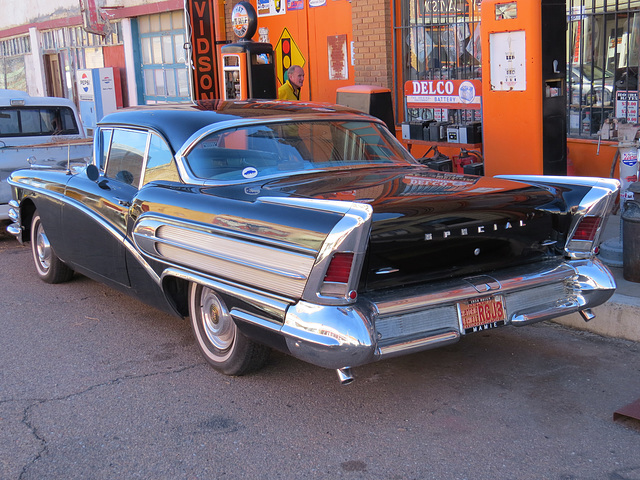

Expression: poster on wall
xmin=287 ymin=0 xmax=304 ymax=10
xmin=328 ymin=34 xmax=348 ymax=80
xmin=257 ymin=0 xmax=286 ymax=16
xmin=309 ymin=0 xmax=326 ymax=7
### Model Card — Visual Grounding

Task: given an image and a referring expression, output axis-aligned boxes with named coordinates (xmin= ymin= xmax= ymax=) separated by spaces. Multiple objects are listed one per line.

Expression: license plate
xmin=458 ymin=295 xmax=506 ymax=333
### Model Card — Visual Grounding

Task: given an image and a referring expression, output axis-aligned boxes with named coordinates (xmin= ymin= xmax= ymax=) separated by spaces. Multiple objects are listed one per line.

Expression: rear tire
xmin=30 ymin=211 xmax=74 ymax=284
xmin=189 ymin=283 xmax=270 ymax=376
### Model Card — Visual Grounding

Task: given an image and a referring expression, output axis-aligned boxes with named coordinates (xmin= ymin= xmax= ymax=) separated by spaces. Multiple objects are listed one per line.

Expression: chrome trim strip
xmin=134 ymin=214 xmax=319 ymax=255
xmin=230 ymin=308 xmax=283 ymax=332
xmin=155 ymin=224 xmax=313 ymax=280
xmin=134 ymin=215 xmax=318 ymax=299
xmin=495 ymin=175 xmax=620 ymax=191
xmin=161 ymin=267 xmax=291 ymax=320
xmin=377 ymin=330 xmax=460 ymax=358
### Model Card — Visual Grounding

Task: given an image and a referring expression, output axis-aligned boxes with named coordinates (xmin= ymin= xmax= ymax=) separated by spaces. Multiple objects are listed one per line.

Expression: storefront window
xmin=395 ymin=0 xmax=481 ymax=124
xmin=0 ymin=36 xmax=30 ymax=91
xmin=137 ymin=11 xmax=190 ymax=104
xmin=568 ymin=0 xmax=640 ymax=138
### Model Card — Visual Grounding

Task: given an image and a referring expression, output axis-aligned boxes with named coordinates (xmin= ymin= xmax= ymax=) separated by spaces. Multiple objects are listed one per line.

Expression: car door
xmin=62 ymin=127 xmax=149 ymax=286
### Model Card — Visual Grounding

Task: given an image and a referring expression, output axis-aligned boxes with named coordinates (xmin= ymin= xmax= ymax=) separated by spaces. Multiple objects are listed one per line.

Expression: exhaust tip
xmin=579 ymin=308 xmax=596 ymax=322
xmin=336 ymin=367 xmax=354 ymax=385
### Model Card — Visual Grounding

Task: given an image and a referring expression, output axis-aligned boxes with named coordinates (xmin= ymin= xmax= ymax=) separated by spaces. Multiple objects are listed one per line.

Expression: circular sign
xmin=459 ymin=81 xmax=476 ymax=104
xmin=232 ymin=2 xmax=258 ymax=40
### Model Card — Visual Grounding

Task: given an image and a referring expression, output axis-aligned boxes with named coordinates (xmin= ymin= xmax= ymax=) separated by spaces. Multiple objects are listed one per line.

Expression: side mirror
xmin=86 ymin=164 xmax=100 ymax=182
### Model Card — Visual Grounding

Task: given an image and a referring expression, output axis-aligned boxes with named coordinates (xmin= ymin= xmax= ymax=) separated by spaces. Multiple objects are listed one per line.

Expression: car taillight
xmin=324 ymin=252 xmax=354 ymax=283
xmin=573 ymin=216 xmax=601 ymax=241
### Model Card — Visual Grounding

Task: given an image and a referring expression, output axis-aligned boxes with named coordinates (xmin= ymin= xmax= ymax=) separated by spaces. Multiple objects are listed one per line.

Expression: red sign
xmin=404 ymin=79 xmax=482 ymax=109
xmin=186 ymin=0 xmax=219 ymax=100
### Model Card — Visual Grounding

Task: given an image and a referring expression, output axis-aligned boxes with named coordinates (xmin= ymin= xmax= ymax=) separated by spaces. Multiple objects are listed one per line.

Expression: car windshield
xmin=184 ymin=120 xmax=415 ymax=181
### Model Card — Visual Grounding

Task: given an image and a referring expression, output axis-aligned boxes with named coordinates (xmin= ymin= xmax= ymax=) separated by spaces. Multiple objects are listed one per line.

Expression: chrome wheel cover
xmin=198 ymin=287 xmax=236 ymax=353
xmin=35 ymin=221 xmax=52 ymax=273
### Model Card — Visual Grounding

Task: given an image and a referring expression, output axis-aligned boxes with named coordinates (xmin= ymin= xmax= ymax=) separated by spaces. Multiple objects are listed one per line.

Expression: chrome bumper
xmin=232 ymin=258 xmax=616 ymax=370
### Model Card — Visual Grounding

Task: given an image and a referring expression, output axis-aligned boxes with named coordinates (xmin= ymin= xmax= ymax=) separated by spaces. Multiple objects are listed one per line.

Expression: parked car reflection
xmin=569 ymin=64 xmax=614 ymax=106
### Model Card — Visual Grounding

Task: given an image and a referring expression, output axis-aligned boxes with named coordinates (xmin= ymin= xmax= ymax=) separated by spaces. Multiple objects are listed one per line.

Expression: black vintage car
xmin=7 ymin=100 xmax=619 ymax=384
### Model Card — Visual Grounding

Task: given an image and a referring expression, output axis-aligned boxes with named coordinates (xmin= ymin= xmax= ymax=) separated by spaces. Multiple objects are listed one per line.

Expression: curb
xmin=553 ymin=292 xmax=640 ymax=343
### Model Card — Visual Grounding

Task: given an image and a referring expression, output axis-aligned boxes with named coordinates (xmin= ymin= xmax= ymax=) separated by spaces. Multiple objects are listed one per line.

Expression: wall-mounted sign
xmin=327 ymin=34 xmax=348 ymax=81
xmin=186 ymin=0 xmax=219 ymax=100
xmin=257 ymin=0 xmax=286 ymax=17
xmin=419 ymin=0 xmax=470 ymax=17
xmin=404 ymin=79 xmax=482 ymax=109
xmin=275 ymin=28 xmax=306 ymax=85
xmin=288 ymin=0 xmax=304 ymax=10
xmin=232 ymin=2 xmax=258 ymax=40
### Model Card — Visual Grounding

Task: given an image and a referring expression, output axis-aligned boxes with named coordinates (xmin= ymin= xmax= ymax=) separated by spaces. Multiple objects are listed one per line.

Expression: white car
xmin=0 ymin=89 xmax=90 ymax=220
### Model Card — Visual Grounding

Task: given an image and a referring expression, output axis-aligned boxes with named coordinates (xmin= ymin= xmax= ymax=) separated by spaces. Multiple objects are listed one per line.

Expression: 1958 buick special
xmin=7 ymin=100 xmax=619 ymax=384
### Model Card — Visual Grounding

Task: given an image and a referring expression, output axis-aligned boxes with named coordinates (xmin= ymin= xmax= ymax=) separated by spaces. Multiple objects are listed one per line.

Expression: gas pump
xmin=76 ymin=67 xmax=121 ymax=134
xmin=220 ymin=2 xmax=276 ymax=100
xmin=481 ymin=0 xmax=567 ymax=176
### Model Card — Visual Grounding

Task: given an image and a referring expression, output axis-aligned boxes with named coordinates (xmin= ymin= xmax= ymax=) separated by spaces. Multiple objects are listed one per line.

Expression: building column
xmin=351 ymin=0 xmax=394 ymax=89
xmin=121 ymin=18 xmax=138 ymax=106
xmin=27 ymin=27 xmax=46 ymax=96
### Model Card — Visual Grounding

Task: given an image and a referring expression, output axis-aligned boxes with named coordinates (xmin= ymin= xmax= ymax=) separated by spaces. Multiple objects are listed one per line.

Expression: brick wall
xmin=351 ymin=0 xmax=394 ymax=89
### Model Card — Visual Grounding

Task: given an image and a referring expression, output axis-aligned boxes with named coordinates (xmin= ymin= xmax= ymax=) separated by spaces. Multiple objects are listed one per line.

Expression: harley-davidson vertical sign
xmin=186 ymin=0 xmax=220 ymax=100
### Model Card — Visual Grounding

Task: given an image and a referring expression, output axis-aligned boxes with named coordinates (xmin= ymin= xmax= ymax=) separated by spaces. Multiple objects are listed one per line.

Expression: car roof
xmin=98 ymin=99 xmax=374 ymax=153
xmin=0 ymin=89 xmax=79 ymax=109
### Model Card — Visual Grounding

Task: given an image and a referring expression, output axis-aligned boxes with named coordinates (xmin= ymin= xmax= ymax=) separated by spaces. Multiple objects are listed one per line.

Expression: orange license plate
xmin=459 ymin=295 xmax=506 ymax=333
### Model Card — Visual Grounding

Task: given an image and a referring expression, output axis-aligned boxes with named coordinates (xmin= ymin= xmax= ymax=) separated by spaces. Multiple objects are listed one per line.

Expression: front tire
xmin=30 ymin=211 xmax=74 ymax=284
xmin=189 ymin=283 xmax=270 ymax=376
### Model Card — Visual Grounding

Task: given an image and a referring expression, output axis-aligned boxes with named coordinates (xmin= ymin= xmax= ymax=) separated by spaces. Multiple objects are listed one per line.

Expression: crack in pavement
xmin=8 ymin=361 xmax=206 ymax=480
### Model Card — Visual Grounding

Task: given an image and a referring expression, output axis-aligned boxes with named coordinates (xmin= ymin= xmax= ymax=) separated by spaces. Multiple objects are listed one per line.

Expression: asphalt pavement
xmin=1 ymin=227 xmax=640 ymax=480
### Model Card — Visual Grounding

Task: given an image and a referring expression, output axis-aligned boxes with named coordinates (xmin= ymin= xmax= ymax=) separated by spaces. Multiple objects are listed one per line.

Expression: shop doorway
xmin=44 ymin=54 xmax=64 ymax=97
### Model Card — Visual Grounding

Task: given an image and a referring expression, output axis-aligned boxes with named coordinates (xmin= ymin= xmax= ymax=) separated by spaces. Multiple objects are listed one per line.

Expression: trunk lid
xmin=262 ymin=166 xmax=567 ymax=291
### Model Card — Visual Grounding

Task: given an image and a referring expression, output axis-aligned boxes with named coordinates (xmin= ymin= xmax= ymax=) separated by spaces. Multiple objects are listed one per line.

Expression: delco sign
xmin=404 ymin=79 xmax=482 ymax=109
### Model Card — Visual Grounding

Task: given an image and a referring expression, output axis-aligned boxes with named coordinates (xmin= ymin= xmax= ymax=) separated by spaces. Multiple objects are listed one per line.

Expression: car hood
xmin=260 ymin=166 xmax=572 ymax=291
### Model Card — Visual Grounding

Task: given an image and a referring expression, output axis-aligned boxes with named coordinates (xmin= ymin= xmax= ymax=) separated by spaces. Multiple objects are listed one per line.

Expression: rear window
xmin=185 ymin=120 xmax=415 ymax=181
xmin=0 ymin=106 xmax=80 ymax=138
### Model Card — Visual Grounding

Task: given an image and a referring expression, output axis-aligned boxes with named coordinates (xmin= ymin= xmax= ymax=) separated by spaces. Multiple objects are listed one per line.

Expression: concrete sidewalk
xmin=554 ymin=212 xmax=640 ymax=342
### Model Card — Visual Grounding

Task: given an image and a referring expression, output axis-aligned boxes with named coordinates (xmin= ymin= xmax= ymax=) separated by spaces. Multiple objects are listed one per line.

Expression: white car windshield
xmin=185 ymin=120 xmax=415 ymax=181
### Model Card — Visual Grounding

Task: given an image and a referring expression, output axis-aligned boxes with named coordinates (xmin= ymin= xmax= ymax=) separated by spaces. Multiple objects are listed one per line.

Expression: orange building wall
xmin=224 ymin=0 xmax=394 ymax=104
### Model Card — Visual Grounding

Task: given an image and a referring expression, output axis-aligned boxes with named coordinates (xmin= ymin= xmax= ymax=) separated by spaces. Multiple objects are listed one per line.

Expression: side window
xmin=105 ymin=129 xmax=148 ymax=187
xmin=0 ymin=108 xmax=19 ymax=136
xmin=143 ymin=134 xmax=180 ymax=184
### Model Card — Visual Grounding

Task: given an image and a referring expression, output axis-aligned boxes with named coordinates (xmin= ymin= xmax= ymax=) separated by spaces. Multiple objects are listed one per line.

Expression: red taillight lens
xmin=324 ymin=252 xmax=354 ymax=283
xmin=573 ymin=217 xmax=602 ymax=241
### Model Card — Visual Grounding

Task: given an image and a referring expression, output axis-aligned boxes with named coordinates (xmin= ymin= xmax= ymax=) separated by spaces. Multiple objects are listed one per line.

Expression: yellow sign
xmin=275 ymin=28 xmax=305 ymax=85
